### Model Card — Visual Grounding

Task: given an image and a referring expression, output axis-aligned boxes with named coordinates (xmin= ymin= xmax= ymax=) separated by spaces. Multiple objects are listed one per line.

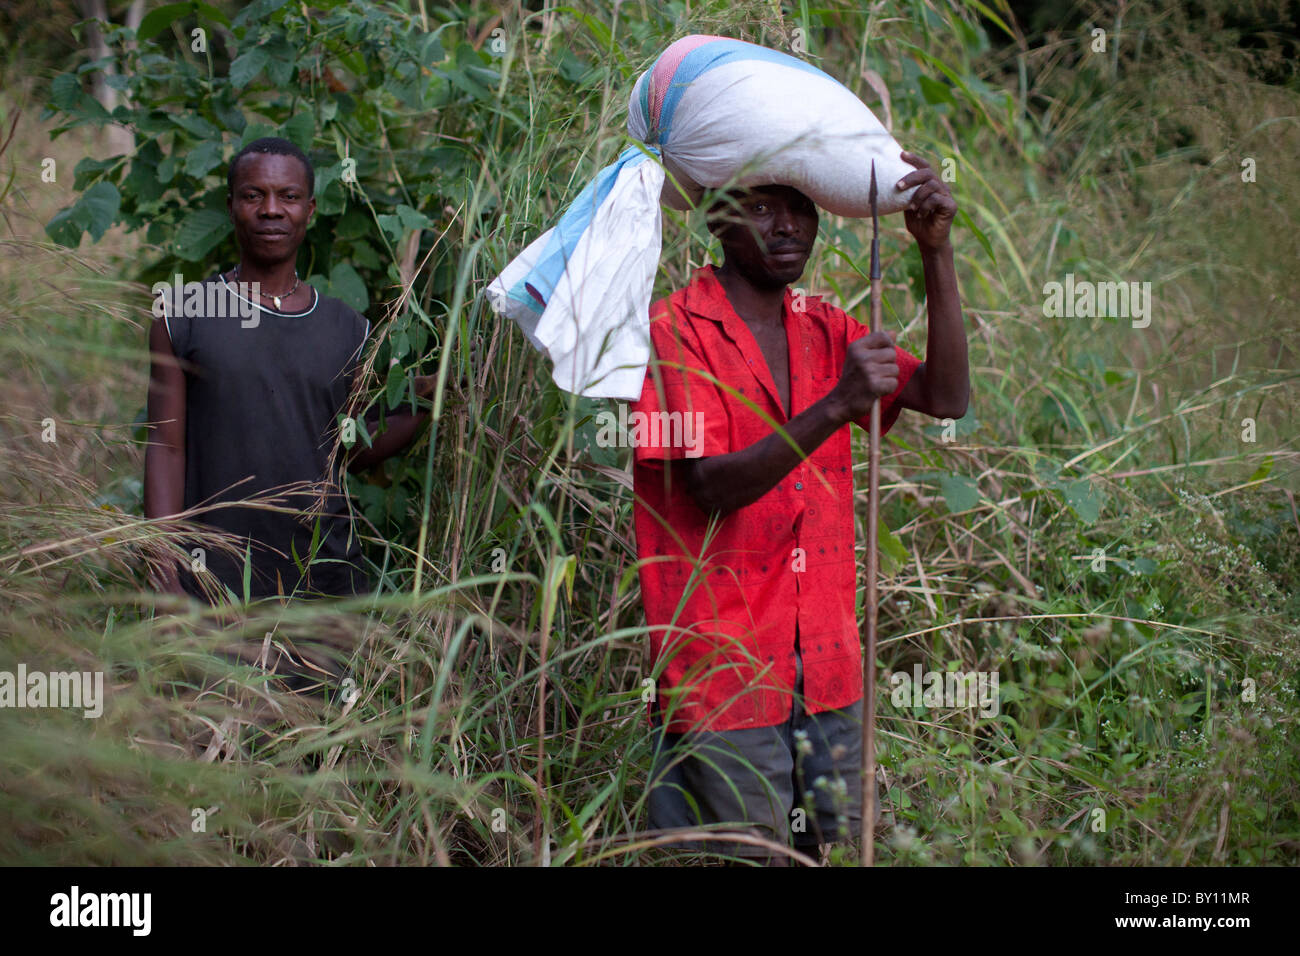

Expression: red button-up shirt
xmin=631 ymin=265 xmax=921 ymax=733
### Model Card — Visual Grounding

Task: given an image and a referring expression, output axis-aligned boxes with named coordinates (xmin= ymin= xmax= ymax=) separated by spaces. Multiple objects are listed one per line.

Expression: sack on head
xmin=488 ymin=34 xmax=916 ymax=400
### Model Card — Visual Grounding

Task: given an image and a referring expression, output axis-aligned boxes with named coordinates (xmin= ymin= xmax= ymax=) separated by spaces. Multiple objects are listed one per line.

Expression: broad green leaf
xmin=558 ymin=50 xmax=597 ymax=86
xmin=378 ymin=204 xmax=431 ymax=241
xmin=1063 ymin=477 xmax=1104 ymax=525
xmin=232 ymin=0 xmax=289 ymax=29
xmin=280 ymin=112 xmax=315 ymax=150
xmin=266 ymin=50 xmax=297 ymax=88
xmin=240 ymin=122 xmax=277 ymax=147
xmin=313 ymin=161 xmax=342 ymax=203
xmin=396 ymin=204 xmax=431 ymax=231
xmin=182 ymin=139 xmax=224 ymax=179
xmin=138 ymin=3 xmax=197 ymax=42
xmin=49 ymin=73 xmax=83 ymax=111
xmin=329 ymin=262 xmax=368 ymax=312
xmin=72 ymin=156 xmax=119 ymax=191
xmin=384 ymin=360 xmax=406 ymax=410
xmin=230 ymin=47 xmax=269 ymax=89
xmin=194 ymin=2 xmax=231 ymax=27
xmin=388 ymin=327 xmax=409 ymax=360
xmin=939 ymin=473 xmax=980 ymax=513
xmin=156 ymin=154 xmax=177 ymax=184
xmin=918 ymin=74 xmax=956 ymax=106
xmin=125 ymin=146 xmax=164 ymax=203
xmin=174 ymin=207 xmax=231 ymax=261
xmin=877 ymin=519 xmax=909 ymax=575
xmin=354 ymin=414 xmax=373 ymax=449
xmin=211 ymin=95 xmax=246 ymax=134
xmin=574 ymin=398 xmax=619 ymax=468
xmin=169 ymin=111 xmax=219 ymax=140
xmin=45 ymin=206 xmax=82 ymax=247
xmin=348 ymin=239 xmax=381 ymax=271
xmin=73 ymin=182 xmax=121 ymax=241
xmin=438 ymin=59 xmax=497 ymax=103
xmin=419 ymin=30 xmax=446 ymax=65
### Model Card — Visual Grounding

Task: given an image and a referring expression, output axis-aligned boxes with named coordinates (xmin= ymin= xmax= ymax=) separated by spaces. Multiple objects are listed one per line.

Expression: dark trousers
xmin=647 ymin=638 xmax=879 ymax=857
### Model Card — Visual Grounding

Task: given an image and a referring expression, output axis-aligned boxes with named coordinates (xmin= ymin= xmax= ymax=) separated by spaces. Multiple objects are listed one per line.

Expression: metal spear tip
xmin=868 ymin=160 xmax=881 ymax=281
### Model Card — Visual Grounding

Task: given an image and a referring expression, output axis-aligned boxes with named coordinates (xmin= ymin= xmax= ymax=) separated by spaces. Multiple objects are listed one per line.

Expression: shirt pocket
xmin=809 ymin=368 xmax=838 ymax=406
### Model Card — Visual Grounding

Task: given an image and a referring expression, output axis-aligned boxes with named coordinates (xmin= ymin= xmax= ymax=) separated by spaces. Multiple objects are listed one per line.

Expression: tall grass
xmin=0 ymin=0 xmax=1296 ymax=865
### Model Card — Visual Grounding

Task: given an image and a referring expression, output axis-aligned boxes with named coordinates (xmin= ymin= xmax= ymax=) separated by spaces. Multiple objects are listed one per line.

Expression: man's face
xmin=227 ymin=153 xmax=315 ymax=264
xmin=711 ymin=185 xmax=818 ymax=290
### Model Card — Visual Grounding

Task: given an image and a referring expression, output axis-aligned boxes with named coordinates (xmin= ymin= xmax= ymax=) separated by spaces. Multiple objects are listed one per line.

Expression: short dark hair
xmin=227 ymin=136 xmax=314 ymax=197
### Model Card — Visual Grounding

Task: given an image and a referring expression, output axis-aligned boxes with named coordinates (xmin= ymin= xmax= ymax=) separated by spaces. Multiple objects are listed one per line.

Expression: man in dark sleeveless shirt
xmin=144 ymin=137 xmax=427 ymax=604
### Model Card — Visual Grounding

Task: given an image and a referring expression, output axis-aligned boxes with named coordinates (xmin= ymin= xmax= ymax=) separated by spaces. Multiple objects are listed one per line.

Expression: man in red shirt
xmin=632 ymin=151 xmax=968 ymax=862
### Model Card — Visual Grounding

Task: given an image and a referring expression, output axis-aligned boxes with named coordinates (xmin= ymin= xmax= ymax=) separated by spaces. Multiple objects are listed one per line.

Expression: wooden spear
xmin=861 ymin=160 xmax=882 ymax=868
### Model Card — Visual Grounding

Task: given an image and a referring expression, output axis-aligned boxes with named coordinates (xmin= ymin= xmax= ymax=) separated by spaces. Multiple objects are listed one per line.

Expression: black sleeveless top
xmin=163 ymin=273 xmax=370 ymax=601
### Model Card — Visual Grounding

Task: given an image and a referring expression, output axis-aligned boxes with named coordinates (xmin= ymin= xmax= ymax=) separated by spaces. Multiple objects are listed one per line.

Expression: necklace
xmin=232 ymin=264 xmax=300 ymax=310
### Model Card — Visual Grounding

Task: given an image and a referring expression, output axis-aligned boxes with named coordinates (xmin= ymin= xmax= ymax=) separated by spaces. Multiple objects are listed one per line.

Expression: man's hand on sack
xmin=895 ymin=151 xmax=956 ymax=252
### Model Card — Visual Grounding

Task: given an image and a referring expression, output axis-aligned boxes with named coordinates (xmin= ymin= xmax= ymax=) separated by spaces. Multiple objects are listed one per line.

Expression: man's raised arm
xmin=891 ymin=150 xmax=969 ymax=421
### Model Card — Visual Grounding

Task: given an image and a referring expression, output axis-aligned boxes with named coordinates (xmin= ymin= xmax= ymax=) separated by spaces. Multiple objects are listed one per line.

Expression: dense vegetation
xmin=0 ymin=0 xmax=1296 ymax=865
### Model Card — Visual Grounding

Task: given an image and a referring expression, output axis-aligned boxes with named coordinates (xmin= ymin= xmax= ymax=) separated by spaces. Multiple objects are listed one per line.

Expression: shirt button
xmin=795 ymin=481 xmax=803 ymax=490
